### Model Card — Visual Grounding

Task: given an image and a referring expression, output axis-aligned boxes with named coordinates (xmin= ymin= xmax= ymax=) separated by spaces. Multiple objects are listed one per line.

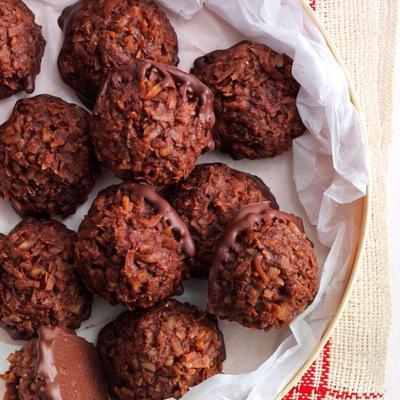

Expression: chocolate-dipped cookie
xmin=91 ymin=60 xmax=215 ymax=186
xmin=75 ymin=182 xmax=194 ymax=310
xmin=2 ymin=326 xmax=108 ymax=400
xmin=208 ymin=202 xmax=318 ymax=330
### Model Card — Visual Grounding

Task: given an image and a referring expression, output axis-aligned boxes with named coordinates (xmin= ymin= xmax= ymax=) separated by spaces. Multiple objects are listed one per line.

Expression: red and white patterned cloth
xmin=284 ymin=341 xmax=384 ymax=399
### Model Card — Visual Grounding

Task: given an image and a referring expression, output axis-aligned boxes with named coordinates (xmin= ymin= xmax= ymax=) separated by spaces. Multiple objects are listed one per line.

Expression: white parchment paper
xmin=0 ymin=1 xmax=368 ymax=399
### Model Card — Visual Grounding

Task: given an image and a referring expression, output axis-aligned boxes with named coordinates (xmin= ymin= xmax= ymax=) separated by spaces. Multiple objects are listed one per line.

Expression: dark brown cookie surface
xmin=75 ymin=182 xmax=194 ymax=310
xmin=208 ymin=202 xmax=318 ymax=330
xmin=0 ymin=95 xmax=98 ymax=218
xmin=2 ymin=326 xmax=108 ymax=400
xmin=58 ymin=0 xmax=179 ymax=108
xmin=191 ymin=41 xmax=305 ymax=159
xmin=0 ymin=218 xmax=92 ymax=339
xmin=165 ymin=163 xmax=278 ymax=278
xmin=0 ymin=0 xmax=45 ymax=99
xmin=97 ymin=300 xmax=225 ymax=400
xmin=91 ymin=60 xmax=215 ymax=186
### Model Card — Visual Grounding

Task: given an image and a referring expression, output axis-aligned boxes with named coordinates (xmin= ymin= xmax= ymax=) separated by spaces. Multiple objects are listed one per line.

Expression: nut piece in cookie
xmin=0 ymin=0 xmax=45 ymax=99
xmin=165 ymin=162 xmax=278 ymax=278
xmin=97 ymin=299 xmax=225 ymax=400
xmin=91 ymin=60 xmax=215 ymax=186
xmin=0 ymin=95 xmax=98 ymax=218
xmin=58 ymin=0 xmax=179 ymax=108
xmin=2 ymin=326 xmax=108 ymax=400
xmin=0 ymin=218 xmax=92 ymax=340
xmin=75 ymin=182 xmax=194 ymax=310
xmin=208 ymin=202 xmax=318 ymax=330
xmin=191 ymin=41 xmax=305 ymax=159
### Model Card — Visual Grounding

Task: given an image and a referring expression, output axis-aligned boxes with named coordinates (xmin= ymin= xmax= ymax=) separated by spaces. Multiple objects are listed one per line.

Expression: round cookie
xmin=208 ymin=202 xmax=318 ymax=330
xmin=0 ymin=218 xmax=92 ymax=339
xmin=0 ymin=95 xmax=98 ymax=218
xmin=75 ymin=182 xmax=194 ymax=310
xmin=97 ymin=300 xmax=226 ymax=400
xmin=91 ymin=60 xmax=215 ymax=186
xmin=0 ymin=0 xmax=45 ymax=99
xmin=191 ymin=41 xmax=305 ymax=159
xmin=165 ymin=163 xmax=278 ymax=278
xmin=58 ymin=0 xmax=179 ymax=108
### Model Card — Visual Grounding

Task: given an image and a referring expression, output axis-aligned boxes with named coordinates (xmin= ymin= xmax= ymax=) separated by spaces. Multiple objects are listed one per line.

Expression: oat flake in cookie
xmin=165 ymin=162 xmax=279 ymax=278
xmin=191 ymin=41 xmax=305 ymax=159
xmin=0 ymin=0 xmax=45 ymax=99
xmin=2 ymin=326 xmax=108 ymax=400
xmin=92 ymin=60 xmax=215 ymax=187
xmin=0 ymin=218 xmax=92 ymax=340
xmin=97 ymin=299 xmax=226 ymax=400
xmin=58 ymin=0 xmax=179 ymax=108
xmin=208 ymin=202 xmax=318 ymax=330
xmin=75 ymin=182 xmax=195 ymax=310
xmin=0 ymin=95 xmax=98 ymax=218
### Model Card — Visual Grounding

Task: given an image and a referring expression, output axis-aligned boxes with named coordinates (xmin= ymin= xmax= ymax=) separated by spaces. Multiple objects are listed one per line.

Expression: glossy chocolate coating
xmin=138 ymin=60 xmax=215 ymax=131
xmin=128 ymin=182 xmax=195 ymax=257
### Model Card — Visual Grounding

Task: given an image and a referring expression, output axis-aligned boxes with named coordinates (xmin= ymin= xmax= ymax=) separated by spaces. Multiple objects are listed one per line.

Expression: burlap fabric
xmin=285 ymin=0 xmax=398 ymax=398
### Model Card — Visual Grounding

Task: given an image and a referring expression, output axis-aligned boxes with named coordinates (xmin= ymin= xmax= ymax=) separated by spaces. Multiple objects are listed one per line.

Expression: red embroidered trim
xmin=284 ymin=341 xmax=383 ymax=399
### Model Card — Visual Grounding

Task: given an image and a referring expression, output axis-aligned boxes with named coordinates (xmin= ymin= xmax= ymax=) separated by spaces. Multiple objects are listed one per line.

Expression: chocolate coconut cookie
xmin=0 ymin=95 xmax=98 ymax=218
xmin=75 ymin=182 xmax=194 ymax=310
xmin=2 ymin=326 xmax=108 ymax=400
xmin=91 ymin=60 xmax=215 ymax=186
xmin=208 ymin=202 xmax=318 ymax=330
xmin=97 ymin=300 xmax=225 ymax=400
xmin=58 ymin=0 xmax=179 ymax=108
xmin=165 ymin=163 xmax=278 ymax=278
xmin=0 ymin=0 xmax=45 ymax=99
xmin=0 ymin=218 xmax=92 ymax=339
xmin=191 ymin=41 xmax=305 ymax=159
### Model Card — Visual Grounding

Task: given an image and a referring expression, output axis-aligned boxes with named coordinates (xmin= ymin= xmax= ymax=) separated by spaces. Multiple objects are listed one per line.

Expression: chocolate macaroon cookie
xmin=91 ymin=60 xmax=215 ymax=187
xmin=165 ymin=163 xmax=278 ymax=278
xmin=75 ymin=182 xmax=194 ymax=310
xmin=208 ymin=202 xmax=318 ymax=330
xmin=0 ymin=95 xmax=98 ymax=218
xmin=191 ymin=41 xmax=305 ymax=159
xmin=2 ymin=326 xmax=108 ymax=400
xmin=58 ymin=0 xmax=179 ymax=108
xmin=0 ymin=0 xmax=45 ymax=99
xmin=0 ymin=218 xmax=92 ymax=339
xmin=97 ymin=299 xmax=225 ymax=400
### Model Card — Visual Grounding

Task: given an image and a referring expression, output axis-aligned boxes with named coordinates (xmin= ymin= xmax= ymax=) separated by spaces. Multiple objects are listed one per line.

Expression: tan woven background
xmin=313 ymin=0 xmax=398 ymax=395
